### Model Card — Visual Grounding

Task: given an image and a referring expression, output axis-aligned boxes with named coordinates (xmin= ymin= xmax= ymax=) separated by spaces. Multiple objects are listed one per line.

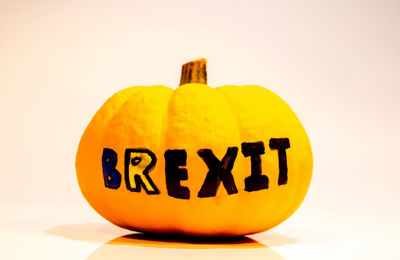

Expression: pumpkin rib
xmin=215 ymin=85 xmax=311 ymax=232
xmin=158 ymin=86 xmax=185 ymax=233
xmin=236 ymin=85 xmax=293 ymax=231
xmin=215 ymin=85 xmax=277 ymax=233
xmin=243 ymin=85 xmax=312 ymax=230
xmin=101 ymin=85 xmax=174 ymax=230
xmin=76 ymin=86 xmax=146 ymax=228
xmin=163 ymin=83 xmax=244 ymax=235
xmin=245 ymin=85 xmax=312 ymax=231
xmin=250 ymin=84 xmax=312 ymax=232
xmin=80 ymin=86 xmax=166 ymax=229
xmin=161 ymin=86 xmax=192 ymax=234
xmin=213 ymin=85 xmax=260 ymax=235
xmin=99 ymin=86 xmax=152 ymax=228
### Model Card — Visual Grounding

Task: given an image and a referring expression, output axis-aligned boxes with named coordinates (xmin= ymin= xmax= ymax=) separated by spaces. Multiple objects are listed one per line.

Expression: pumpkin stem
xmin=179 ymin=58 xmax=207 ymax=86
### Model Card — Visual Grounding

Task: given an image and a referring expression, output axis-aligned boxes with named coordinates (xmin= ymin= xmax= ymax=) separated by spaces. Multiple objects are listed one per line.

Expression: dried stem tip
xmin=179 ymin=58 xmax=207 ymax=86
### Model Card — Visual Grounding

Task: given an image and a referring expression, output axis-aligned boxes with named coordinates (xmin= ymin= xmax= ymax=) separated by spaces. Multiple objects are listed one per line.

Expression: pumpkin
xmin=75 ymin=59 xmax=313 ymax=236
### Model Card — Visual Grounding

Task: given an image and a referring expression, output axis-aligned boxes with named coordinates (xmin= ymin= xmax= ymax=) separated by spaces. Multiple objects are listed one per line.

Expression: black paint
xmin=124 ymin=149 xmax=160 ymax=194
xmin=197 ymin=147 xmax=238 ymax=198
xmin=164 ymin=150 xmax=190 ymax=199
xmin=102 ymin=148 xmax=122 ymax=189
xmin=131 ymin=156 xmax=141 ymax=166
xmin=269 ymin=138 xmax=290 ymax=185
xmin=241 ymin=141 xmax=269 ymax=192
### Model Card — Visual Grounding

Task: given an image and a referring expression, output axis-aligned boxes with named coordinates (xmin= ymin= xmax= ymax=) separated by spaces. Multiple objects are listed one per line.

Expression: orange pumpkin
xmin=75 ymin=59 xmax=313 ymax=236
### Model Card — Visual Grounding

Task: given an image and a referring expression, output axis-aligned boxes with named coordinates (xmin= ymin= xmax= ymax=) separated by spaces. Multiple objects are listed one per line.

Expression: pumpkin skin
xmin=75 ymin=62 xmax=313 ymax=236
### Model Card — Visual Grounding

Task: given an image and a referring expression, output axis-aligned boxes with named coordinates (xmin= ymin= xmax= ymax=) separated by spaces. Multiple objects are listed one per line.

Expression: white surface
xmin=1 ymin=203 xmax=398 ymax=259
xmin=1 ymin=0 xmax=399 ymax=259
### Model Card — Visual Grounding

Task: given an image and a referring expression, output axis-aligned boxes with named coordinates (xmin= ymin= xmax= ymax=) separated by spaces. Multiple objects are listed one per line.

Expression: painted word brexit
xmin=102 ymin=138 xmax=290 ymax=199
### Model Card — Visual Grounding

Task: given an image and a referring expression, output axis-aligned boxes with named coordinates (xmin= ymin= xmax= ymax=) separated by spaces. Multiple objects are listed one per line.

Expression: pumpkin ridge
xmin=76 ymin=86 xmax=147 ymax=228
xmin=215 ymin=84 xmax=295 ymax=231
xmin=99 ymin=86 xmax=166 ymax=227
xmin=163 ymin=84 xmax=244 ymax=234
xmin=212 ymin=85 xmax=253 ymax=233
xmin=159 ymin=86 xmax=187 ymax=233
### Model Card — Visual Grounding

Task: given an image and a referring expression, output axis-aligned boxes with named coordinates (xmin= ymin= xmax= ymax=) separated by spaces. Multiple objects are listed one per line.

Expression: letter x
xmin=197 ymin=147 xmax=238 ymax=198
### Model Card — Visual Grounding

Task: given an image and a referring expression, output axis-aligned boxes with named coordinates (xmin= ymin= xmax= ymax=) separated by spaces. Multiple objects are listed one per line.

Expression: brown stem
xmin=179 ymin=58 xmax=207 ymax=86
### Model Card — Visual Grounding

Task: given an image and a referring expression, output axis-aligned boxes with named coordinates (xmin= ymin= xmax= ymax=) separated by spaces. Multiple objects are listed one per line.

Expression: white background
xmin=1 ymin=0 xmax=399 ymax=259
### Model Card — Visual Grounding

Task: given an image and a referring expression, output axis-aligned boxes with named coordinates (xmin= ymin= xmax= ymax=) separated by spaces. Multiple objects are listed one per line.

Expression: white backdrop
xmin=1 ymin=0 xmax=399 ymax=259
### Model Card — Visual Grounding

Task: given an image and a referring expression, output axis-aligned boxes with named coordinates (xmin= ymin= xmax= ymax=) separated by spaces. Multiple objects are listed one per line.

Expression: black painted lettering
xmin=164 ymin=150 xmax=190 ymax=199
xmin=269 ymin=138 xmax=290 ymax=185
xmin=125 ymin=149 xmax=160 ymax=194
xmin=102 ymin=148 xmax=122 ymax=189
xmin=241 ymin=141 xmax=269 ymax=191
xmin=197 ymin=147 xmax=238 ymax=198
